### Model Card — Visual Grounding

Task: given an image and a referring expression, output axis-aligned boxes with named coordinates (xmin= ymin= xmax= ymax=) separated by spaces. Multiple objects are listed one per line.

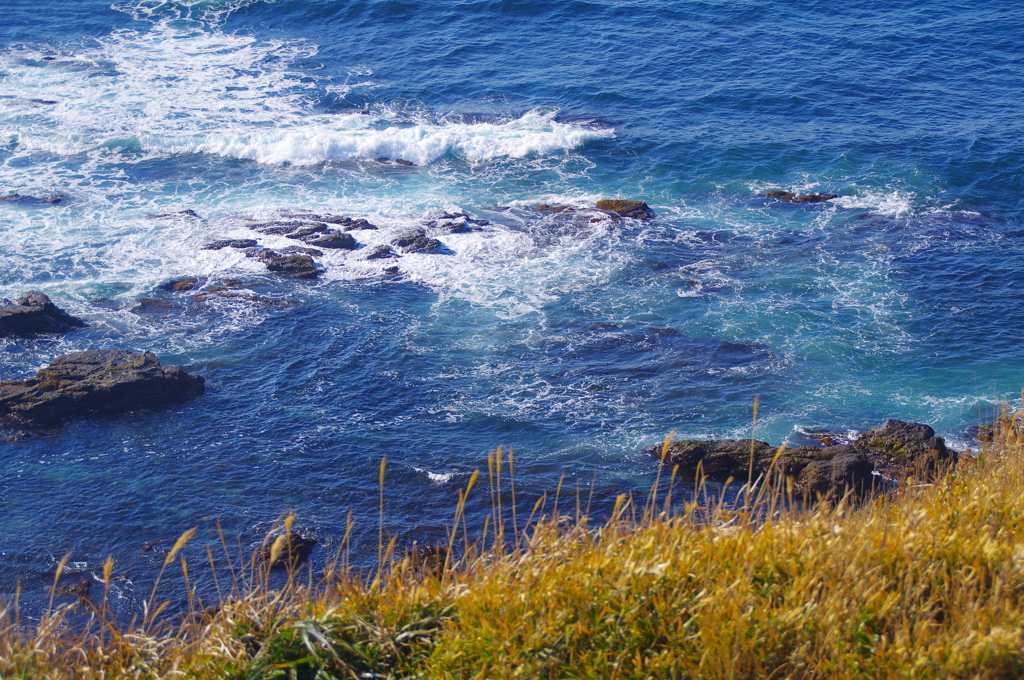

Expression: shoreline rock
xmin=0 ymin=291 xmax=87 ymax=337
xmin=0 ymin=349 xmax=205 ymax=431
xmin=647 ymin=420 xmax=955 ymax=498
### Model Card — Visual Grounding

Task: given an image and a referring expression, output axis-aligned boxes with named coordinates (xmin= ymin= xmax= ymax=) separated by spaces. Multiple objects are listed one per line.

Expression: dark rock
xmin=0 ymin=291 xmax=86 ymax=337
xmin=649 ymin=419 xmax=955 ymax=498
xmin=288 ymin=223 xmax=328 ymax=239
xmin=765 ymin=191 xmax=837 ymax=204
xmin=968 ymin=424 xmax=994 ymax=443
xmin=0 ymin=349 xmax=204 ymax=428
xmin=854 ymin=420 xmax=953 ymax=471
xmin=250 ymin=220 xmax=306 ymax=236
xmin=434 ymin=220 xmax=471 ymax=235
xmin=257 ymin=532 xmax=317 ymax=570
xmin=243 ymin=247 xmax=277 ymax=262
xmin=265 ymin=254 xmax=320 ymax=279
xmin=58 ymin=579 xmax=92 ymax=602
xmin=351 ymin=245 xmax=397 ymax=260
xmin=278 ymin=245 xmax=324 ymax=257
xmin=792 ymin=193 xmax=838 ymax=204
xmin=383 ymin=266 xmax=400 ymax=275
xmin=153 ymin=209 xmax=200 ymax=219
xmin=796 ymin=447 xmax=877 ymax=497
xmin=133 ymin=298 xmax=175 ymax=312
xmin=403 ymin=543 xmax=450 ymax=574
xmin=318 ymin=215 xmax=377 ymax=230
xmin=341 ymin=218 xmax=377 ymax=231
xmin=202 ymin=239 xmax=258 ymax=250
xmin=375 ymin=157 xmax=417 ymax=167
xmin=0 ymin=192 xmax=69 ymax=205
xmin=534 ymin=204 xmax=576 ymax=214
xmin=595 ymin=199 xmax=654 ymax=220
xmin=159 ymin=277 xmax=202 ymax=292
xmin=298 ymin=230 xmax=356 ymax=250
xmin=651 ymin=438 xmax=827 ymax=480
xmin=391 ymin=229 xmax=442 ymax=254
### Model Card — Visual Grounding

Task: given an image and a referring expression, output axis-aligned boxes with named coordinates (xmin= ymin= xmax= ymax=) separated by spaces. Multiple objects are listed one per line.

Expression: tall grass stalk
xmin=5 ymin=418 xmax=1024 ymax=678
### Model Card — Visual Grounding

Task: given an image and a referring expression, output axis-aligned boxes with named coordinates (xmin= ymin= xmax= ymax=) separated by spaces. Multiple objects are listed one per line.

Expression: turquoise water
xmin=1 ymin=0 xmax=1023 ymax=614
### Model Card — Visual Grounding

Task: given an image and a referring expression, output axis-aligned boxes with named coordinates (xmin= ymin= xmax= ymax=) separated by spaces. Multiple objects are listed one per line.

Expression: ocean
xmin=2 ymin=0 xmax=1023 ymax=616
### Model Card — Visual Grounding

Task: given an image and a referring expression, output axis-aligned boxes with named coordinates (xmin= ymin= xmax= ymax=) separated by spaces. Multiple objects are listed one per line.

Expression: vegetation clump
xmin=4 ymin=415 xmax=1024 ymax=678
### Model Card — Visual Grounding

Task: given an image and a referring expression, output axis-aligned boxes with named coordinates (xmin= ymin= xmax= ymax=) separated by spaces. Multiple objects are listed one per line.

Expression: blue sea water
xmin=1 ymin=0 xmax=1023 ymax=615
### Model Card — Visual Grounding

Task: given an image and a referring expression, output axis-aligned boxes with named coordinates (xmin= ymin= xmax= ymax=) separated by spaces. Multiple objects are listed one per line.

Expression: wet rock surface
xmin=202 ymin=239 xmax=258 ymax=250
xmin=766 ymin=190 xmax=838 ymax=204
xmin=534 ymin=199 xmax=655 ymax=221
xmin=391 ymin=228 xmax=443 ymax=254
xmin=257 ymin=532 xmax=317 ymax=569
xmin=0 ymin=349 xmax=205 ymax=430
xmin=648 ymin=419 xmax=956 ymax=498
xmin=264 ymin=254 xmax=320 ymax=279
xmin=0 ymin=192 xmax=69 ymax=205
xmin=595 ymin=199 xmax=654 ymax=220
xmin=0 ymin=291 xmax=87 ymax=337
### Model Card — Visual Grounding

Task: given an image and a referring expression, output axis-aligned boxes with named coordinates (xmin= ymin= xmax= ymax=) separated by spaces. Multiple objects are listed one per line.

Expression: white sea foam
xmin=413 ymin=467 xmax=455 ymax=484
xmin=832 ymin=189 xmax=914 ymax=217
xmin=0 ymin=17 xmax=612 ymax=168
xmin=0 ymin=10 xmax=617 ymax=324
xmin=145 ymin=108 xmax=614 ymax=166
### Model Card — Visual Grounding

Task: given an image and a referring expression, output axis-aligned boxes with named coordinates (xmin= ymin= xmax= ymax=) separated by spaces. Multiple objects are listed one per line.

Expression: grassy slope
xmin=4 ymin=430 xmax=1024 ymax=679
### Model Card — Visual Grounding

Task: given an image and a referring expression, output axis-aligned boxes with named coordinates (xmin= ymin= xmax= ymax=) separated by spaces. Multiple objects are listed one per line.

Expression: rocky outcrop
xmin=257 ymin=532 xmax=317 ymax=570
xmin=595 ymin=199 xmax=654 ymax=220
xmin=391 ymin=229 xmax=442 ymax=254
xmin=202 ymin=239 xmax=258 ymax=250
xmin=160 ymin=277 xmax=202 ymax=292
xmin=263 ymin=253 xmax=320 ymax=279
xmin=855 ymin=419 xmax=953 ymax=471
xmin=766 ymin=190 xmax=838 ymax=203
xmin=534 ymin=200 xmax=655 ymax=221
xmin=0 ymin=292 xmax=87 ymax=337
xmin=648 ymin=420 xmax=955 ymax=498
xmin=349 ymin=245 xmax=397 ymax=261
xmin=0 ymin=349 xmax=204 ymax=429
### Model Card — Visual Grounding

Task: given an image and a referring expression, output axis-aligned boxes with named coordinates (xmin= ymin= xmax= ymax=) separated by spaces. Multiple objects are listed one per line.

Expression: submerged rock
xmin=0 ymin=192 xmax=68 ymax=205
xmin=0 ymin=291 xmax=86 ymax=337
xmin=0 ymin=349 xmax=205 ymax=429
xmin=152 ymin=209 xmax=201 ymax=219
xmin=648 ymin=419 xmax=955 ymax=498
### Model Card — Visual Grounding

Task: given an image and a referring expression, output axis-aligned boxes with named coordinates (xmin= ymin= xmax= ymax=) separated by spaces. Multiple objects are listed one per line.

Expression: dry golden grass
xmin=4 ymin=421 xmax=1024 ymax=679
